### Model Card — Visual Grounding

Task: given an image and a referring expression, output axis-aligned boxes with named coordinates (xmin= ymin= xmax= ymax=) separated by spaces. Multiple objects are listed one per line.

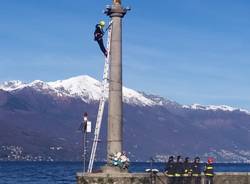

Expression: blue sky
xmin=0 ymin=0 xmax=250 ymax=110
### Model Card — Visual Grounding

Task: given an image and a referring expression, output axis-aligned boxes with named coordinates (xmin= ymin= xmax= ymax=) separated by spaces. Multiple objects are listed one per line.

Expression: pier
xmin=77 ymin=172 xmax=250 ymax=184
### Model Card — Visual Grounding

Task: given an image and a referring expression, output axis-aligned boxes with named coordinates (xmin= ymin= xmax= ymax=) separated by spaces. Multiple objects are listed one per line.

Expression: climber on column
xmin=94 ymin=20 xmax=108 ymax=57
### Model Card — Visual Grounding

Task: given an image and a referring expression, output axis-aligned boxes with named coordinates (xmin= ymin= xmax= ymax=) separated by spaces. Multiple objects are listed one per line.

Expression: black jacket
xmin=165 ymin=160 xmax=175 ymax=176
xmin=191 ymin=162 xmax=201 ymax=176
xmin=174 ymin=161 xmax=184 ymax=176
xmin=183 ymin=162 xmax=192 ymax=175
xmin=204 ymin=163 xmax=214 ymax=177
xmin=94 ymin=24 xmax=104 ymax=41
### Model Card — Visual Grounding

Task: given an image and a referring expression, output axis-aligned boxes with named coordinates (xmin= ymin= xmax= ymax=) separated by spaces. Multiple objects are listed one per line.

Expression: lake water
xmin=0 ymin=162 xmax=250 ymax=184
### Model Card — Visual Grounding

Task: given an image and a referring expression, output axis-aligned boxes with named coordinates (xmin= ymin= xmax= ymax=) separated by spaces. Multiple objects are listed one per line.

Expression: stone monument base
xmin=76 ymin=172 xmax=155 ymax=184
xmin=76 ymin=172 xmax=250 ymax=184
xmin=101 ymin=165 xmax=128 ymax=173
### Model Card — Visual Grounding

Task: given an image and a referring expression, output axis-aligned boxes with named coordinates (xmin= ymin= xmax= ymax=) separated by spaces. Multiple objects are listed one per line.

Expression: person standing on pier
xmin=165 ymin=156 xmax=175 ymax=184
xmin=204 ymin=158 xmax=214 ymax=184
xmin=183 ymin=157 xmax=192 ymax=184
xmin=192 ymin=157 xmax=201 ymax=184
xmin=174 ymin=155 xmax=184 ymax=184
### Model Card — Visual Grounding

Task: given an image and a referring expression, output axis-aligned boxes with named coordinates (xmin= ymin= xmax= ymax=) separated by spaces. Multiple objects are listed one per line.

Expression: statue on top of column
xmin=113 ymin=0 xmax=121 ymax=5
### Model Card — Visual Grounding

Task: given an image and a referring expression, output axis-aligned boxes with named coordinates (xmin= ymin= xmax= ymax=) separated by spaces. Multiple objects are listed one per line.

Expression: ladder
xmin=87 ymin=21 xmax=113 ymax=173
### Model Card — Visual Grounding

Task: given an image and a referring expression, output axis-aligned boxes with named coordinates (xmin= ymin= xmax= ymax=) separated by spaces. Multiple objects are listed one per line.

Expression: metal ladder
xmin=87 ymin=21 xmax=113 ymax=173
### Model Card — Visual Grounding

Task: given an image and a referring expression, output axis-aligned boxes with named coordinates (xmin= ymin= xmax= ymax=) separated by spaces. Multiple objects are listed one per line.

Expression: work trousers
xmin=167 ymin=177 xmax=174 ymax=184
xmin=193 ymin=176 xmax=201 ymax=184
xmin=183 ymin=176 xmax=191 ymax=184
xmin=205 ymin=176 xmax=214 ymax=184
xmin=97 ymin=39 xmax=107 ymax=56
xmin=173 ymin=176 xmax=183 ymax=184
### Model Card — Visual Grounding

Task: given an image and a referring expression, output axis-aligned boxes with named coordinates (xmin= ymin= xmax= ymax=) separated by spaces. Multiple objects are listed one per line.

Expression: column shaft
xmin=107 ymin=15 xmax=123 ymax=161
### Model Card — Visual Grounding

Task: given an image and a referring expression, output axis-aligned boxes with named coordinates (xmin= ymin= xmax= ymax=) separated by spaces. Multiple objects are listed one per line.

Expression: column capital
xmin=104 ymin=4 xmax=130 ymax=18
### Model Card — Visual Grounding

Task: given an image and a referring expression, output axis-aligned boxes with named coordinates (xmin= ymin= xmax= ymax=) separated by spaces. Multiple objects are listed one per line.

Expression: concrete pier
xmin=76 ymin=172 xmax=250 ymax=184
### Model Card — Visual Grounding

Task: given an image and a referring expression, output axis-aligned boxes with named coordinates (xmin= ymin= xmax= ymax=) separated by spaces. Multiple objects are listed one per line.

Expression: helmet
xmin=99 ymin=20 xmax=105 ymax=27
xmin=176 ymin=155 xmax=183 ymax=162
xmin=195 ymin=157 xmax=200 ymax=162
xmin=208 ymin=157 xmax=213 ymax=164
xmin=169 ymin=156 xmax=174 ymax=161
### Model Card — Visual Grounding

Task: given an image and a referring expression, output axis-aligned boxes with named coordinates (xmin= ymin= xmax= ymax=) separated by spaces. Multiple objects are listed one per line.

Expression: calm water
xmin=0 ymin=162 xmax=250 ymax=184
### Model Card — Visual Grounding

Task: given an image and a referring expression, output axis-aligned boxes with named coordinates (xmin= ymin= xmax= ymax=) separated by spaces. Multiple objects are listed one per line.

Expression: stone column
xmin=104 ymin=1 xmax=128 ymax=170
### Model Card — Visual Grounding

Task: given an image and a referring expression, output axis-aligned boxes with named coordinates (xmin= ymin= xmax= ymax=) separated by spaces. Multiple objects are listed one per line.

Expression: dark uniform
xmin=183 ymin=157 xmax=192 ymax=184
xmin=165 ymin=156 xmax=175 ymax=184
xmin=191 ymin=157 xmax=201 ymax=184
xmin=204 ymin=162 xmax=214 ymax=184
xmin=173 ymin=156 xmax=184 ymax=184
xmin=94 ymin=24 xmax=107 ymax=57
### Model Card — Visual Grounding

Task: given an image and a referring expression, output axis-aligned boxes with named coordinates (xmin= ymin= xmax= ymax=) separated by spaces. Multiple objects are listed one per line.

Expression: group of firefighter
xmin=165 ymin=156 xmax=214 ymax=184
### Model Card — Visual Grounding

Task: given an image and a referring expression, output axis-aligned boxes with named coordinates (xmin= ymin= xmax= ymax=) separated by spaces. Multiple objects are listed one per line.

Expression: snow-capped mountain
xmin=0 ymin=80 xmax=25 ymax=91
xmin=183 ymin=103 xmax=250 ymax=115
xmin=1 ymin=75 xmax=249 ymax=115
xmin=1 ymin=75 xmax=250 ymax=162
xmin=0 ymin=75 xmax=157 ymax=106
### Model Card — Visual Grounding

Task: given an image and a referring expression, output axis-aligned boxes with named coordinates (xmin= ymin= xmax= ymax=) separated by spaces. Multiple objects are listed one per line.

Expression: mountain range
xmin=0 ymin=75 xmax=250 ymax=162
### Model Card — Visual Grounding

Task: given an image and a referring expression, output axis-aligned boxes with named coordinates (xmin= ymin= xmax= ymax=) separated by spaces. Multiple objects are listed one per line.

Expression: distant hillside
xmin=0 ymin=76 xmax=250 ymax=162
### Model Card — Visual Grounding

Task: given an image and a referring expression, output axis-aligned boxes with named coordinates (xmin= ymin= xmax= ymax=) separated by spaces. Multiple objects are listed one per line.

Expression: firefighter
xmin=183 ymin=157 xmax=192 ymax=184
xmin=191 ymin=157 xmax=201 ymax=184
xmin=174 ymin=155 xmax=184 ymax=184
xmin=204 ymin=158 xmax=214 ymax=184
xmin=165 ymin=156 xmax=175 ymax=184
xmin=94 ymin=20 xmax=108 ymax=57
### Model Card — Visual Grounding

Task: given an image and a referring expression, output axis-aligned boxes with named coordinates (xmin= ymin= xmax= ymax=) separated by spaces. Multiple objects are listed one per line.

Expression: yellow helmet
xmin=99 ymin=20 xmax=105 ymax=27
